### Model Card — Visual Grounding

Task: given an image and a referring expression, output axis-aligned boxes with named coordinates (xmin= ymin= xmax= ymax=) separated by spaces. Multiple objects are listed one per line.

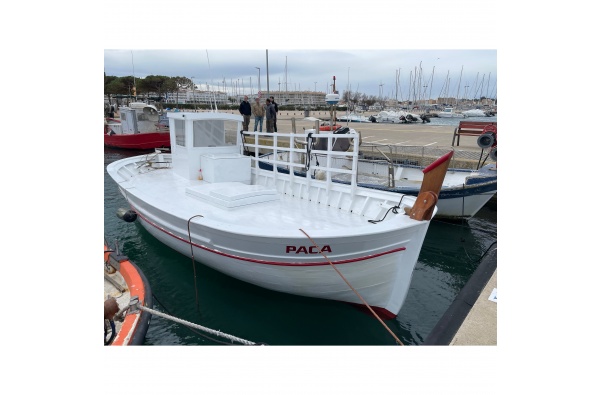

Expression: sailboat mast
xmin=455 ymin=66 xmax=463 ymax=107
xmin=429 ymin=66 xmax=435 ymax=102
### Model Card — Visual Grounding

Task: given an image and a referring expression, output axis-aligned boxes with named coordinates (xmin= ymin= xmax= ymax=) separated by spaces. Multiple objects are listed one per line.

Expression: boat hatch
xmin=186 ymin=182 xmax=279 ymax=208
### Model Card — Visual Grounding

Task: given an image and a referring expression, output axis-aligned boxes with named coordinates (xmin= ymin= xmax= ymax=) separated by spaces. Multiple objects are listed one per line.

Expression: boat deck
xmin=121 ymin=161 xmax=421 ymax=238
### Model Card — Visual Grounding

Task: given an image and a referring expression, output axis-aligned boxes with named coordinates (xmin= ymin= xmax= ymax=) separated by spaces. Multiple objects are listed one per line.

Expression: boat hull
xmin=124 ymin=190 xmax=427 ymax=318
xmin=104 ymin=132 xmax=171 ymax=150
xmin=108 ymin=152 xmax=432 ymax=318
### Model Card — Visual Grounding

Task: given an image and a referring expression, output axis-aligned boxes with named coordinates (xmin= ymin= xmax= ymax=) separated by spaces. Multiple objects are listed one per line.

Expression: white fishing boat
xmin=371 ymin=111 xmax=402 ymax=123
xmin=437 ymin=107 xmax=465 ymax=118
xmin=107 ymin=111 xmax=453 ymax=318
xmin=337 ymin=112 xmax=371 ymax=123
xmin=462 ymin=109 xmax=487 ymax=118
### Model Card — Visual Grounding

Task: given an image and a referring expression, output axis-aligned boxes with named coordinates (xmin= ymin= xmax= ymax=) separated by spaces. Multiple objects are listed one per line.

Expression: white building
xmin=165 ymin=90 xmax=229 ymax=105
xmin=162 ymin=87 xmax=330 ymax=107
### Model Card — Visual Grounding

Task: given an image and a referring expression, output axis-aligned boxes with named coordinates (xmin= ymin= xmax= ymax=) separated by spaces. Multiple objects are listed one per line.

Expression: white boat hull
xmin=107 ymin=113 xmax=440 ymax=318
xmin=113 ymin=164 xmax=430 ymax=318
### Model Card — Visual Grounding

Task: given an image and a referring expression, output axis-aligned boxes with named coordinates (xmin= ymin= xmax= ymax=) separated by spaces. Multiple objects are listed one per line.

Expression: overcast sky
xmin=104 ymin=49 xmax=496 ymax=101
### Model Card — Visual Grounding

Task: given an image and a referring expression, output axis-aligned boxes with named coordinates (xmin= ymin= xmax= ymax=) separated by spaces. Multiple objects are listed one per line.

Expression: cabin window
xmin=192 ymin=120 xmax=225 ymax=147
xmin=175 ymin=119 xmax=185 ymax=146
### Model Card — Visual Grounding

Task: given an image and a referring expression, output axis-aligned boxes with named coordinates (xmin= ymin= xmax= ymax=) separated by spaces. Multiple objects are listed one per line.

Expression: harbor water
xmin=103 ymin=117 xmax=497 ymax=346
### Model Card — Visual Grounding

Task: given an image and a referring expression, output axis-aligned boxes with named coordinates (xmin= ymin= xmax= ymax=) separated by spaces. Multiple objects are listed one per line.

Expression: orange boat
xmin=104 ymin=241 xmax=153 ymax=345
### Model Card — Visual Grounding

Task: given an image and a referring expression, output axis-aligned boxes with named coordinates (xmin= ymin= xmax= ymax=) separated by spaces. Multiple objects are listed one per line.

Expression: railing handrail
xmin=242 ymin=131 xmax=360 ymax=198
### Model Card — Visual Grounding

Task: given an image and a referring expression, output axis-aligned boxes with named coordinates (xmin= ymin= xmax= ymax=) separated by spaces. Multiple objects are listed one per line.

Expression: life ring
xmin=477 ymin=133 xmax=495 ymax=148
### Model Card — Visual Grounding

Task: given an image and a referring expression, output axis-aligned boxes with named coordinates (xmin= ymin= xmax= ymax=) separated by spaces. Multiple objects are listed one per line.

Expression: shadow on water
xmin=104 ymin=148 xmax=497 ymax=346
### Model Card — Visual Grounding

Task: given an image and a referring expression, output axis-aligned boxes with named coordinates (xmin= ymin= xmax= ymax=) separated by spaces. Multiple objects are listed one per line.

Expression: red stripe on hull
xmin=130 ymin=202 xmax=406 ymax=267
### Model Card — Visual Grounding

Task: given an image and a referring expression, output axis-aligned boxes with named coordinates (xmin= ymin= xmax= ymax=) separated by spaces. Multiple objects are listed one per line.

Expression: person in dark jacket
xmin=239 ymin=96 xmax=252 ymax=131
xmin=269 ymin=96 xmax=279 ymax=132
xmin=265 ymin=98 xmax=276 ymax=133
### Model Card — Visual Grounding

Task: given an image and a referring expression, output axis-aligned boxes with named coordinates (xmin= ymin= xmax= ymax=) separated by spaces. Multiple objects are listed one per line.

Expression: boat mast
xmin=205 ymin=50 xmax=218 ymax=111
xmin=455 ymin=66 xmax=463 ymax=107
xmin=428 ymin=66 xmax=435 ymax=103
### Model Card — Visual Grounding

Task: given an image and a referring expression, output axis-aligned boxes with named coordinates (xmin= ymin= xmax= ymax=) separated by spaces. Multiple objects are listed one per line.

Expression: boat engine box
xmin=200 ymin=153 xmax=251 ymax=184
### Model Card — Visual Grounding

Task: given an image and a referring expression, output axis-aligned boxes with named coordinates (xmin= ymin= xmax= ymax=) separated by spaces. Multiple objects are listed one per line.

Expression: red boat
xmin=104 ymin=103 xmax=171 ymax=150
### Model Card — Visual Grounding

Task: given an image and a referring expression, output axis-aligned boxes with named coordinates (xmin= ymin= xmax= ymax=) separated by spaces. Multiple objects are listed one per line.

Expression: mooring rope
xmin=187 ymin=214 xmax=204 ymax=311
xmin=138 ymin=305 xmax=257 ymax=345
xmin=299 ymin=229 xmax=404 ymax=345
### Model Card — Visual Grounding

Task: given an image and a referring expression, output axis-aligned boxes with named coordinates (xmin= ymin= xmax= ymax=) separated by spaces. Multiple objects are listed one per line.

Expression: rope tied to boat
xmin=368 ymin=195 xmax=407 ymax=224
xmin=299 ymin=229 xmax=404 ymax=346
xmin=137 ymin=305 xmax=257 ymax=345
xmin=187 ymin=215 xmax=204 ymax=312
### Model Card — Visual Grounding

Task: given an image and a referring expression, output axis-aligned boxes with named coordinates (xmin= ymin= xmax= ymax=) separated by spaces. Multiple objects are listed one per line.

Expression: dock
xmin=424 ymin=248 xmax=497 ymax=345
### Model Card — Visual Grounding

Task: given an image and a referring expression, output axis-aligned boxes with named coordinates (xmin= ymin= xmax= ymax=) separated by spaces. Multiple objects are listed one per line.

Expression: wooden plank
xmin=408 ymin=151 xmax=453 ymax=221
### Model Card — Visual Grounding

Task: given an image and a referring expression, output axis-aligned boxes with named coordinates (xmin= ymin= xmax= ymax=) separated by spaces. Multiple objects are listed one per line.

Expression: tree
xmin=139 ymin=75 xmax=171 ymax=98
xmin=170 ymin=76 xmax=193 ymax=106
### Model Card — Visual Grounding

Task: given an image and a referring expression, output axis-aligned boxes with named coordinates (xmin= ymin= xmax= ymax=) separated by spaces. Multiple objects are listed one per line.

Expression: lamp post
xmin=191 ymin=77 xmax=196 ymax=111
xmin=255 ymin=67 xmax=261 ymax=97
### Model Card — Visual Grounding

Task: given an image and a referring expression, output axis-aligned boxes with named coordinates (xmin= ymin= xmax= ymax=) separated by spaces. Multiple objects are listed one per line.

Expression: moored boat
xmin=337 ymin=112 xmax=371 ymax=123
xmin=104 ymin=239 xmax=153 ymax=345
xmin=107 ymin=110 xmax=453 ymax=318
xmin=437 ymin=107 xmax=465 ymax=118
xmin=462 ymin=109 xmax=487 ymax=118
xmin=260 ymin=151 xmax=496 ymax=220
xmin=104 ymin=102 xmax=170 ymax=150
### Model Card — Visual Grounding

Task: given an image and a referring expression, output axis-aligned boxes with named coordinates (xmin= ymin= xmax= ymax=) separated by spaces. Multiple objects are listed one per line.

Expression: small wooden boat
xmin=104 ymin=240 xmax=153 ymax=345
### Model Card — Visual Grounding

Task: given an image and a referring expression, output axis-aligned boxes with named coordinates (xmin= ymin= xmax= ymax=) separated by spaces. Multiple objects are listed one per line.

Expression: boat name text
xmin=286 ymin=245 xmax=332 ymax=254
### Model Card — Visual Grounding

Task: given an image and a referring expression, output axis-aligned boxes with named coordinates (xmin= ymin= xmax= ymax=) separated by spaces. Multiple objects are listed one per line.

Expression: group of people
xmin=238 ymin=95 xmax=278 ymax=133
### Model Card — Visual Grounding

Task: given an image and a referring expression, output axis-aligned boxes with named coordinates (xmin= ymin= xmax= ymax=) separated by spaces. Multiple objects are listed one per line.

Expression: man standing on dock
xmin=239 ymin=96 xmax=252 ymax=131
xmin=251 ymin=97 xmax=265 ymax=132
xmin=265 ymin=98 xmax=276 ymax=133
xmin=270 ymin=96 xmax=279 ymax=132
